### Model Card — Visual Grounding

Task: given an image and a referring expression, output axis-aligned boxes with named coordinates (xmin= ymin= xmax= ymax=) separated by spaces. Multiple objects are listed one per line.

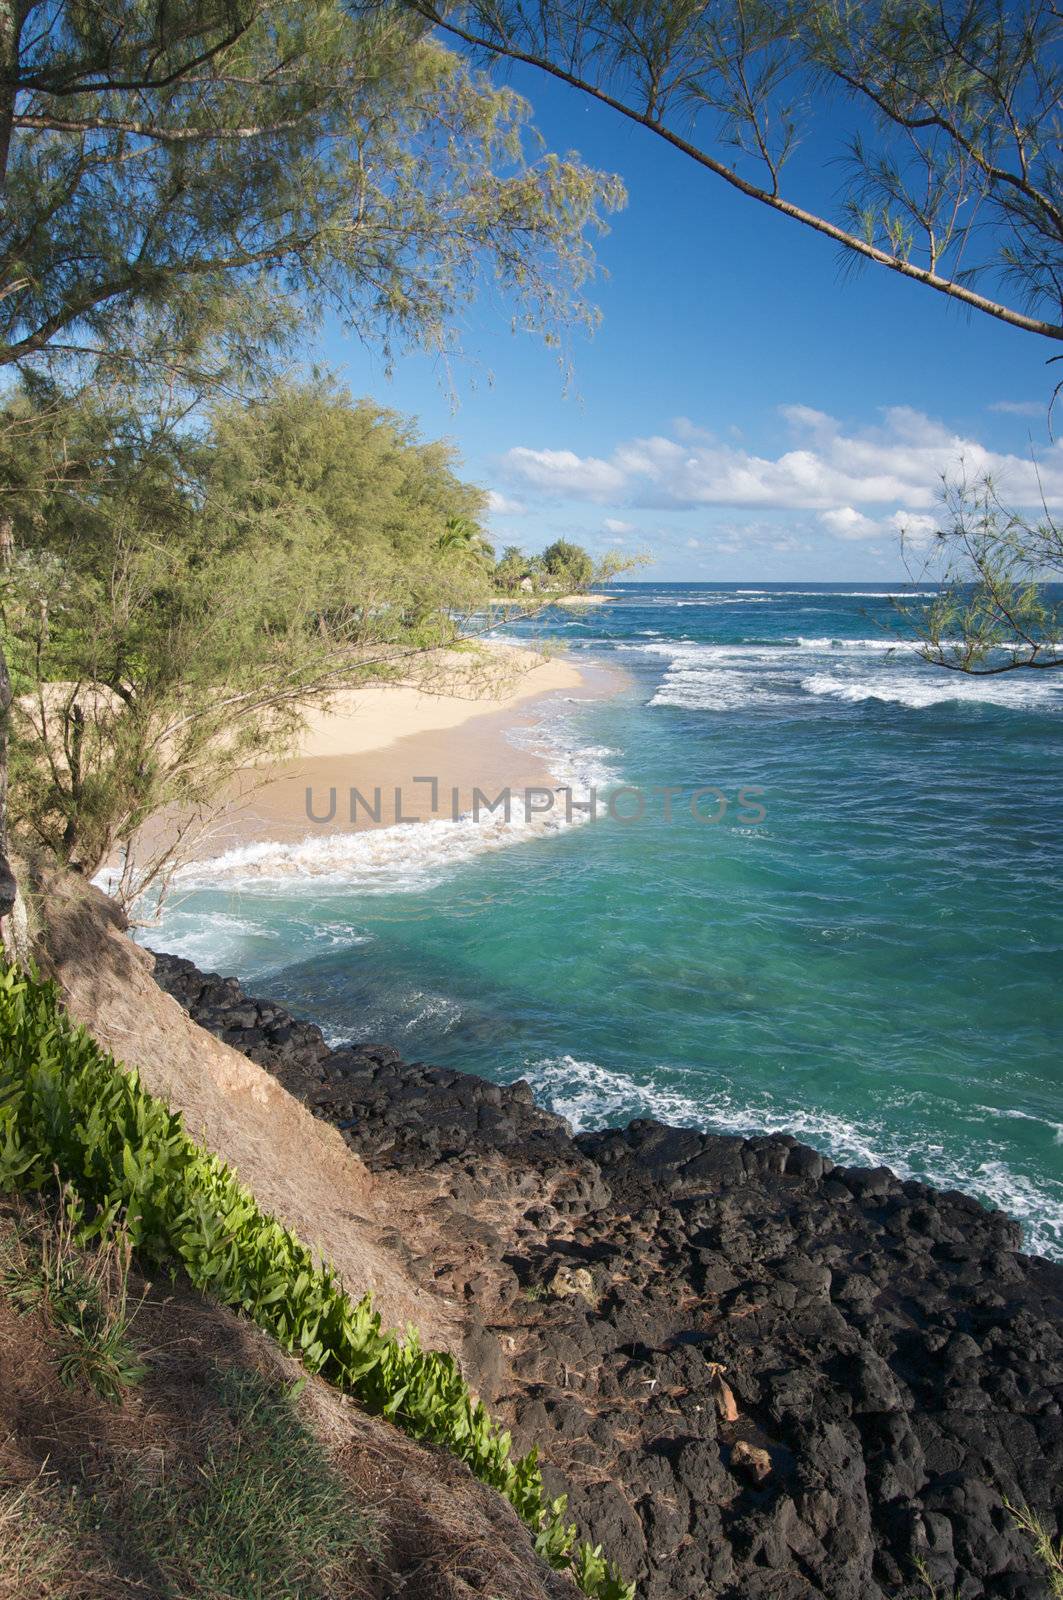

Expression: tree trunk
xmin=0 ymin=633 xmax=17 ymax=926
xmin=0 ymin=508 xmax=19 ymax=947
xmin=0 ymin=9 xmax=21 ymax=944
xmin=0 ymin=4 xmax=17 ymax=196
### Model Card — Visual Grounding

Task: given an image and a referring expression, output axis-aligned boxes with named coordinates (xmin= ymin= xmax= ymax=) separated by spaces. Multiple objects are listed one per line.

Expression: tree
xmin=436 ymin=514 xmax=495 ymax=565
xmin=542 ymin=537 xmax=594 ymax=588
xmin=1 ymin=378 xmax=506 ymax=902
xmin=399 ymin=0 xmax=1063 ymax=340
xmin=3 ymin=378 xmax=639 ymax=902
xmin=900 ymin=472 xmax=1062 ymax=672
xmin=0 ymin=0 xmax=626 ymax=932
xmin=493 ymin=543 xmax=530 ymax=592
xmin=0 ymin=1 xmax=624 ymax=380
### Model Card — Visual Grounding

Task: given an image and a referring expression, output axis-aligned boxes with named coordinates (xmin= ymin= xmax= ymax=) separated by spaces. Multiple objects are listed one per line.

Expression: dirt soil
xmin=0 ymin=1195 xmax=577 ymax=1600
xmin=34 ymin=870 xmax=459 ymax=1353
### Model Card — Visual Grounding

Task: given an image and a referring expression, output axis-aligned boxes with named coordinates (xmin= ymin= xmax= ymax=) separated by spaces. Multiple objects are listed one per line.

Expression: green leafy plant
xmin=0 ymin=962 xmax=633 ymax=1599
xmin=574 ymin=1542 xmax=638 ymax=1600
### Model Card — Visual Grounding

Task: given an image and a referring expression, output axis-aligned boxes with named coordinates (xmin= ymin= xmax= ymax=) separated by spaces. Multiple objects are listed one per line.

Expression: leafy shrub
xmin=0 ymin=963 xmax=633 ymax=1600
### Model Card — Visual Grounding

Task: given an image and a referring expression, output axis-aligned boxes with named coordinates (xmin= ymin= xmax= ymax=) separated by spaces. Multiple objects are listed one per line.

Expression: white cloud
xmin=485 ymin=489 xmax=526 ymax=515
xmin=603 ymin=517 xmax=634 ymax=533
xmin=672 ymin=417 xmax=715 ymax=444
xmin=820 ymin=506 xmax=880 ymax=541
xmin=988 ymin=400 xmax=1045 ymax=417
xmin=502 ymin=446 xmax=626 ymax=500
xmin=778 ymin=403 xmax=837 ymax=436
xmin=887 ymin=509 xmax=939 ymax=548
xmin=686 ymin=537 xmax=701 ymax=548
xmin=499 ymin=408 xmax=1063 ymax=538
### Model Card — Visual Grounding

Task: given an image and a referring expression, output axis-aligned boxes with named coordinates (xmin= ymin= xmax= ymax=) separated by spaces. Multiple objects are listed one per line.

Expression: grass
xmin=0 ymin=1475 xmax=95 ymax=1600
xmin=905 ymin=1505 xmax=1063 ymax=1599
xmin=0 ymin=1374 xmax=377 ymax=1600
xmin=1006 ymin=1502 xmax=1063 ymax=1599
xmin=0 ymin=1190 xmax=146 ymax=1401
xmin=0 ymin=1200 xmax=378 ymax=1596
xmin=81 ymin=1366 xmax=378 ymax=1599
xmin=0 ymin=1197 xmax=377 ymax=1598
xmin=908 ymin=1557 xmax=961 ymax=1599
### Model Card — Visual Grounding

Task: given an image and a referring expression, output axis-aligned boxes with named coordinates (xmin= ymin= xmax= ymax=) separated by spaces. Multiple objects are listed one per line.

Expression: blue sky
xmin=320 ymin=61 xmax=1061 ymax=582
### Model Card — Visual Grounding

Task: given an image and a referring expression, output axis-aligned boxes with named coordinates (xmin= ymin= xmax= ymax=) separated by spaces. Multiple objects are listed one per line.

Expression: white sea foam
xmin=525 ymin=1055 xmax=706 ymax=1131
xmin=640 ymin=636 xmax=1063 ymax=715
xmin=173 ymin=817 xmax=528 ymax=894
xmin=649 ymin=670 xmax=790 ymax=711
xmin=640 ymin=638 xmax=939 ymax=666
xmin=793 ymin=636 xmax=944 ymax=652
xmin=639 ymin=640 xmax=775 ymax=660
xmin=126 ymin=910 xmax=279 ymax=969
xmin=171 ymin=706 xmax=621 ymax=896
xmin=972 ymin=1104 xmax=1063 ymax=1142
xmin=525 ymin=1057 xmax=1063 ymax=1257
xmin=508 ymin=718 xmax=620 ymax=792
xmin=639 ymin=639 xmax=792 ymax=710
xmin=802 ymin=671 xmax=1062 ymax=710
xmin=735 ymin=589 xmax=939 ymax=599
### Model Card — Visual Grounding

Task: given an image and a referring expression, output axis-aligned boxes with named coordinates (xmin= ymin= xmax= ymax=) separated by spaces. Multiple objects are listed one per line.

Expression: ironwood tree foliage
xmin=901 ymin=472 xmax=1062 ymax=671
xmin=0 ymin=0 xmax=623 ymax=379
xmin=399 ymin=0 xmax=1063 ymax=341
xmin=1 ymin=378 xmax=502 ymax=899
xmin=0 ymin=0 xmax=625 ymax=925
xmin=2 ymin=376 xmax=632 ymax=902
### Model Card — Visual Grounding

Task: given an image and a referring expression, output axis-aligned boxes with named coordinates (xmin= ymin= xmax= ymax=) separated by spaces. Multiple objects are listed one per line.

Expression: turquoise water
xmin=146 ymin=584 xmax=1063 ymax=1258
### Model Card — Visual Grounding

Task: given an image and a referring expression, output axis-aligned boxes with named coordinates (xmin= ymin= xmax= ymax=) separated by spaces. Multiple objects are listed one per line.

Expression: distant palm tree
xmin=436 ymin=515 xmax=493 ymax=566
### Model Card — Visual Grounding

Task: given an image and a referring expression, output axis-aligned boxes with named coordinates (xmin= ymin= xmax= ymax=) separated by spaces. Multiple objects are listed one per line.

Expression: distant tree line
xmin=494 ymin=538 xmax=596 ymax=595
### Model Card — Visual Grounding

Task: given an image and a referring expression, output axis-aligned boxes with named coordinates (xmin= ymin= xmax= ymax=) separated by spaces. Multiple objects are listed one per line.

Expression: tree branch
xmin=12 ymin=112 xmax=304 ymax=141
xmin=414 ymin=4 xmax=1063 ymax=340
xmin=13 ymin=8 xmax=261 ymax=98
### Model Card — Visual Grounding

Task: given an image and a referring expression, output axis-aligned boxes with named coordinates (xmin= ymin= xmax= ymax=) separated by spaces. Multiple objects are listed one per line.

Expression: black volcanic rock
xmin=150 ymin=950 xmax=1063 ymax=1600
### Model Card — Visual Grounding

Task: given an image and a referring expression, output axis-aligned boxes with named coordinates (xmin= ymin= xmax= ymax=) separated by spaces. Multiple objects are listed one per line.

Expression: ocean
xmin=143 ymin=582 xmax=1063 ymax=1259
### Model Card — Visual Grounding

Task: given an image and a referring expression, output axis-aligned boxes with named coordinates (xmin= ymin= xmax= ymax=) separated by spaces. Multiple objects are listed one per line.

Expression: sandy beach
xmin=132 ymin=641 xmax=619 ymax=870
xmin=287 ymin=641 xmax=584 ymax=761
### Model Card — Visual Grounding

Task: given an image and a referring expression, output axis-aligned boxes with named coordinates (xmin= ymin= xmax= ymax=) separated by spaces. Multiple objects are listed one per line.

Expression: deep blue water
xmin=146 ymin=583 xmax=1063 ymax=1257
